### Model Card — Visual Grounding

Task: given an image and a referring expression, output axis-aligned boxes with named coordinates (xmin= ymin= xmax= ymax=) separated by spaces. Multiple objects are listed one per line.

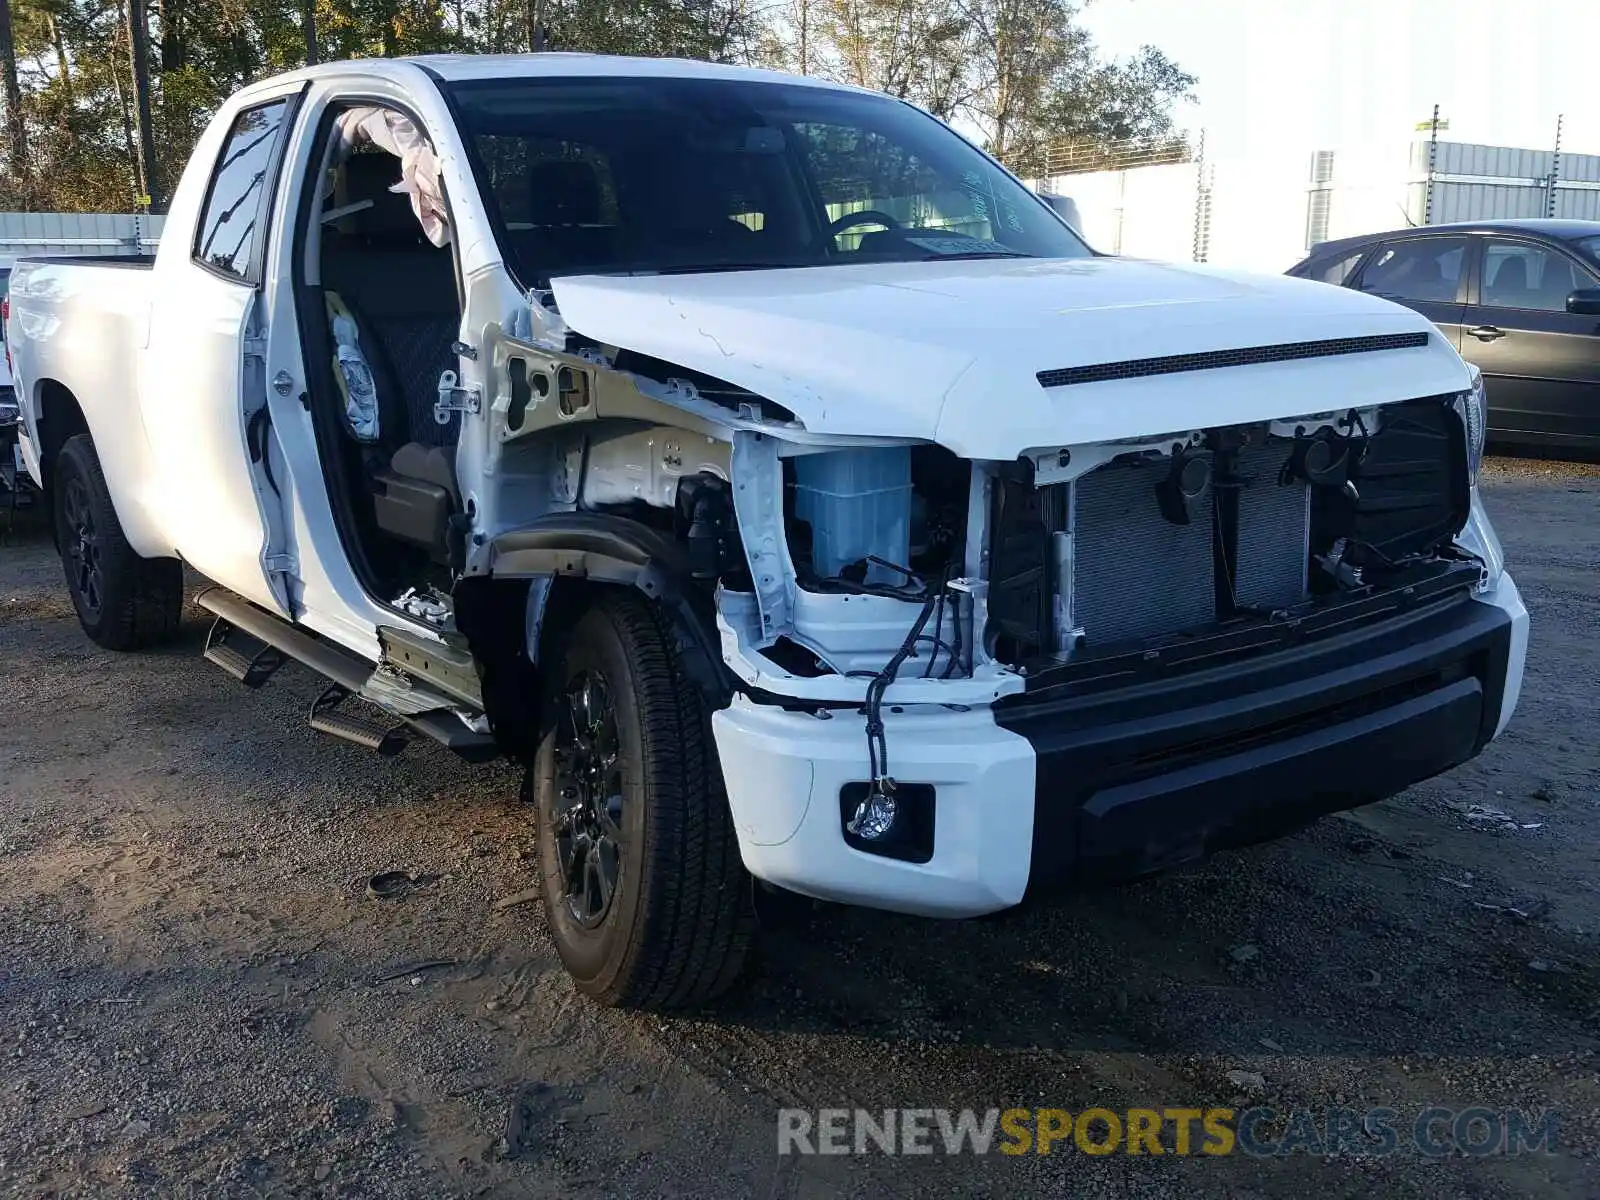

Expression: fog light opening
xmin=840 ymin=782 xmax=936 ymax=863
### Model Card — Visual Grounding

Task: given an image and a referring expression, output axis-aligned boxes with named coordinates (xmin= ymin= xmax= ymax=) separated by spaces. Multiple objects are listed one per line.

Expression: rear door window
xmin=193 ymin=97 xmax=295 ymax=282
xmin=1356 ymin=237 xmax=1469 ymax=304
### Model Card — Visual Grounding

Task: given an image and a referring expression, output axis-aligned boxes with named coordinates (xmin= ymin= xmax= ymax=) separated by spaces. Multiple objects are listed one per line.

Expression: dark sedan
xmin=1289 ymin=219 xmax=1600 ymax=453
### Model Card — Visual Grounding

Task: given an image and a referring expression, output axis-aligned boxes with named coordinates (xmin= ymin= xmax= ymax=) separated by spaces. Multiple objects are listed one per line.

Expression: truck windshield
xmin=445 ymin=75 xmax=1091 ymax=284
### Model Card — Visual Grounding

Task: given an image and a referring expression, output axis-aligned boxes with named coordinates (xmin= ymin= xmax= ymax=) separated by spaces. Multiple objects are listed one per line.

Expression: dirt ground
xmin=1 ymin=456 xmax=1597 ymax=1199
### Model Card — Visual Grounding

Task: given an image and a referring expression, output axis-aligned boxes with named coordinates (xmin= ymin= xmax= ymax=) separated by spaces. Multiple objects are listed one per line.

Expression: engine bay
xmin=719 ymin=394 xmax=1476 ymax=690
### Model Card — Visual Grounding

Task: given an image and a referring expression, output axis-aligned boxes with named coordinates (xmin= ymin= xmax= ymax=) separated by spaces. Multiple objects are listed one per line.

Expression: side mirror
xmin=1037 ymin=192 xmax=1082 ymax=233
xmin=1566 ymin=288 xmax=1600 ymax=315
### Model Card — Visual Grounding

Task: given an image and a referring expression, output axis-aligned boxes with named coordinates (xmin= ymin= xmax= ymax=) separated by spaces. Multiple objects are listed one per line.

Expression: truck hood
xmin=548 ymin=257 xmax=1472 ymax=459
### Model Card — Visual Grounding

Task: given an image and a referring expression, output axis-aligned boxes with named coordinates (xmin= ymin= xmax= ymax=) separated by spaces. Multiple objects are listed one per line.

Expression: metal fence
xmin=0 ymin=212 xmax=165 ymax=259
xmin=1021 ymin=133 xmax=1218 ymax=264
xmin=1006 ymin=134 xmax=1193 ymax=184
xmin=1411 ymin=139 xmax=1600 ymax=226
xmin=1024 ymin=121 xmax=1600 ymax=274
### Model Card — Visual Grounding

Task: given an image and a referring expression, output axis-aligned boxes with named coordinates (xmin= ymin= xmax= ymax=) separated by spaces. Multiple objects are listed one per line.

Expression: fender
xmin=486 ymin=512 xmax=733 ymax=705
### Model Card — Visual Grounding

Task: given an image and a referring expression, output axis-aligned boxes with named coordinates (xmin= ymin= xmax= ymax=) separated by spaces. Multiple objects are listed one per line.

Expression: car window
xmin=794 ymin=122 xmax=1021 ymax=251
xmin=1481 ymin=238 xmax=1600 ymax=311
xmin=449 ymin=76 xmax=1091 ymax=283
xmin=193 ymin=97 xmax=293 ymax=281
xmin=1299 ymin=248 xmax=1366 ymax=285
xmin=1357 ymin=237 xmax=1468 ymax=304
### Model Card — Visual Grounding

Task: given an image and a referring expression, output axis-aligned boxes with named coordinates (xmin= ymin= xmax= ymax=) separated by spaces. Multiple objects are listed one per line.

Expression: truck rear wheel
xmin=53 ymin=434 xmax=183 ymax=651
xmin=531 ymin=593 xmax=753 ymax=1009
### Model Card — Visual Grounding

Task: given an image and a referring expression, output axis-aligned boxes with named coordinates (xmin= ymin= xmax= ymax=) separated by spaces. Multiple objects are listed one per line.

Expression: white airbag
xmin=334 ymin=106 xmax=451 ymax=248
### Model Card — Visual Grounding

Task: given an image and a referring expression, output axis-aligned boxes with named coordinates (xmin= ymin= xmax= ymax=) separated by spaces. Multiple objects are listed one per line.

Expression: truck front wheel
xmin=531 ymin=593 xmax=753 ymax=1009
xmin=53 ymin=434 xmax=183 ymax=651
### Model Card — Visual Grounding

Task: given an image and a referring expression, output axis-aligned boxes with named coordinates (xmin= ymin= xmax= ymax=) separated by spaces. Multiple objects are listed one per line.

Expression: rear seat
xmin=501 ymin=159 xmax=619 ymax=277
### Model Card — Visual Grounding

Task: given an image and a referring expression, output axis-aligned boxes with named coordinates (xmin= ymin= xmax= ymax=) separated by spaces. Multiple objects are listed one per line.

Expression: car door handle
xmin=1467 ymin=325 xmax=1506 ymax=342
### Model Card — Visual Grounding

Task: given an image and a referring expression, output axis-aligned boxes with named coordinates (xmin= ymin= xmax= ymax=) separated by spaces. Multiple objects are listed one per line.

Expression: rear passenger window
xmin=194 ymin=98 xmax=293 ymax=281
xmin=1302 ymin=249 xmax=1367 ymax=285
xmin=1357 ymin=237 xmax=1469 ymax=304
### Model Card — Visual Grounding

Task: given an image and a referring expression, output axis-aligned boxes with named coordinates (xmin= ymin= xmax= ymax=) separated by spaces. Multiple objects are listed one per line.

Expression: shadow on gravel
xmin=688 ymin=821 xmax=1600 ymax=1062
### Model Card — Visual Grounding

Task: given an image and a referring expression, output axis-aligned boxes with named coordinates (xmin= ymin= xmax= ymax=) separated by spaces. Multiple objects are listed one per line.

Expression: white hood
xmin=549 ymin=257 xmax=1472 ymax=459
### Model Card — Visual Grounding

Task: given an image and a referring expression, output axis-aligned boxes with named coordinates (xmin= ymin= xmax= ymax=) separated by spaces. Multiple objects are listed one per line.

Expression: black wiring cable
xmin=914 ymin=633 xmax=960 ymax=663
xmin=944 ymin=586 xmax=965 ymax=679
xmin=923 ymin=583 xmax=947 ymax=678
xmin=863 ymin=586 xmax=942 ymax=786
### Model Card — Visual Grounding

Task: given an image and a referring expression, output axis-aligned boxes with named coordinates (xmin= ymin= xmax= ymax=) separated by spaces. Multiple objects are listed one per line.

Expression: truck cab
xmin=5 ymin=55 xmax=1527 ymax=1011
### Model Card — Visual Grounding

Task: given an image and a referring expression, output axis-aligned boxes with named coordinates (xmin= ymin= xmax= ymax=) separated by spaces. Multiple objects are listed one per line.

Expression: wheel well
xmin=455 ymin=568 xmax=729 ymax=763
xmin=36 ymin=379 xmax=89 ymax=496
xmin=452 ymin=574 xmax=622 ymax=762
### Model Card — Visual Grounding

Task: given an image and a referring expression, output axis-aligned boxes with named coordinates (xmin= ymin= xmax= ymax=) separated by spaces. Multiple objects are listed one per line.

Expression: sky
xmin=1080 ymin=0 xmax=1600 ymax=160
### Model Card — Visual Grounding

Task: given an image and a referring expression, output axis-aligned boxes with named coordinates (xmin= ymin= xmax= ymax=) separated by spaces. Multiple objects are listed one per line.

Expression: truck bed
xmin=16 ymin=254 xmax=155 ymax=269
xmin=6 ymin=254 xmax=162 ymax=551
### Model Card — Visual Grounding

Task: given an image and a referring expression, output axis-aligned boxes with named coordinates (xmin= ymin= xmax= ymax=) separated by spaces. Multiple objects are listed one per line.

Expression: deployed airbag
xmin=334 ymin=106 xmax=451 ymax=248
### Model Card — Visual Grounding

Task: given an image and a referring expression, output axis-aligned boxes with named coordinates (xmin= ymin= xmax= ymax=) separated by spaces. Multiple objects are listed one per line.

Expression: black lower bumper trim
xmin=997 ymin=591 xmax=1513 ymax=889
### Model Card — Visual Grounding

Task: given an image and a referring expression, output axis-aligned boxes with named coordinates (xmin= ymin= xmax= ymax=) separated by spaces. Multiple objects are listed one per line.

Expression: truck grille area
xmin=1233 ymin=443 xmax=1313 ymax=611
xmin=986 ymin=398 xmax=1467 ymax=665
xmin=1071 ymin=458 xmax=1217 ymax=646
xmin=1071 ymin=445 xmax=1310 ymax=649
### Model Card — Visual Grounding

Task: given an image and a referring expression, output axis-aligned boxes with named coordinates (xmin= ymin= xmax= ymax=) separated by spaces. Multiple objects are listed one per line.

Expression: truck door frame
xmin=256 ymin=72 xmax=490 ymax=661
xmin=140 ymin=82 xmax=307 ymax=617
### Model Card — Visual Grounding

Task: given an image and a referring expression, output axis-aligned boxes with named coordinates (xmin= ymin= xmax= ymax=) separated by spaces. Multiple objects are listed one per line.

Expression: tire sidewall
xmin=534 ymin=605 xmax=652 ymax=995
xmin=53 ymin=438 xmax=114 ymax=641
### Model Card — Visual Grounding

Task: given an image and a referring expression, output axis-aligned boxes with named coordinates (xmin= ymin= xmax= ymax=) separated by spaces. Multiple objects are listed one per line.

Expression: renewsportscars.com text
xmin=777 ymin=1106 xmax=1559 ymax=1157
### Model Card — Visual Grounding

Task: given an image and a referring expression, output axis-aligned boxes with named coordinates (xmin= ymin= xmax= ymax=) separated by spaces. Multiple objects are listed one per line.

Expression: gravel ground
xmin=1 ymin=456 xmax=1597 ymax=1198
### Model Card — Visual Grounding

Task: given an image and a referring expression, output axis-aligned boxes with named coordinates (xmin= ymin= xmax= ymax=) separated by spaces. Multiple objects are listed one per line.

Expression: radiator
xmin=1069 ymin=445 xmax=1310 ymax=650
xmin=1071 ymin=456 xmax=1217 ymax=648
xmin=1233 ymin=443 xmax=1311 ymax=612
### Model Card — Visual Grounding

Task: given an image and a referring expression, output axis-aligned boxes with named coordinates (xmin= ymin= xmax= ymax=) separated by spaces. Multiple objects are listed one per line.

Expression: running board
xmin=310 ymin=683 xmax=407 ymax=756
xmin=203 ymin=617 xmax=286 ymax=688
xmin=194 ymin=587 xmax=499 ymax=763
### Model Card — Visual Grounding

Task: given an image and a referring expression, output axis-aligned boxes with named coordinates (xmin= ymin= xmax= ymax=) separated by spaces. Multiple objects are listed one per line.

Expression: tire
xmin=532 ymin=592 xmax=754 ymax=1009
xmin=53 ymin=434 xmax=183 ymax=651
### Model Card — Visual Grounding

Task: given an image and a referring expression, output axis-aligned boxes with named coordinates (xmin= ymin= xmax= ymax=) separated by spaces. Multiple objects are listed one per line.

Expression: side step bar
xmin=194 ymin=587 xmax=499 ymax=763
xmin=203 ymin=618 xmax=286 ymax=688
xmin=310 ymin=683 xmax=408 ymax=756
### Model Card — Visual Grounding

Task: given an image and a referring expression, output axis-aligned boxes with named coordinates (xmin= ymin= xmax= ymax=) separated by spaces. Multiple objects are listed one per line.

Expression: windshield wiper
xmin=642 ymin=261 xmax=814 ymax=276
xmin=916 ymin=250 xmax=1034 ymax=261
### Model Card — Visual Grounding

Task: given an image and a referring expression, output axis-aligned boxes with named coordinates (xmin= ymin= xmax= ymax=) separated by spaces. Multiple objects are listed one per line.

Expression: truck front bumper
xmin=711 ymin=574 xmax=1527 ymax=918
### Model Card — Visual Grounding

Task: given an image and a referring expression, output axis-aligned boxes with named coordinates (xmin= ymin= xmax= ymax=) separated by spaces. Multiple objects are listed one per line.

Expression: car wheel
xmin=53 ymin=434 xmax=183 ymax=650
xmin=532 ymin=592 xmax=753 ymax=1009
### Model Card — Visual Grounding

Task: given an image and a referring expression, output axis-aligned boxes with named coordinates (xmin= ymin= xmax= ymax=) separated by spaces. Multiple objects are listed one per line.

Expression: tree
xmin=0 ymin=0 xmax=1190 ymax=213
xmin=957 ymin=0 xmax=1195 ymax=165
xmin=0 ymin=0 xmax=28 ymax=205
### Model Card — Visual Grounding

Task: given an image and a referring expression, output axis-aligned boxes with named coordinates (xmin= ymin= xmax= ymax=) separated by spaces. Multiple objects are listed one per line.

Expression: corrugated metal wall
xmin=1407 ymin=140 xmax=1600 ymax=225
xmin=0 ymin=212 xmax=165 ymax=259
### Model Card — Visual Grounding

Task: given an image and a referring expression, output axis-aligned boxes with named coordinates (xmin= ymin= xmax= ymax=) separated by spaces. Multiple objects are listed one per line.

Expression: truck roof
xmin=246 ymin=52 xmax=874 ymax=100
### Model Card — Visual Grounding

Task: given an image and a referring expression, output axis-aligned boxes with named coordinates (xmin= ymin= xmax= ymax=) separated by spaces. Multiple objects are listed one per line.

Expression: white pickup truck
xmin=6 ymin=54 xmax=1527 ymax=1010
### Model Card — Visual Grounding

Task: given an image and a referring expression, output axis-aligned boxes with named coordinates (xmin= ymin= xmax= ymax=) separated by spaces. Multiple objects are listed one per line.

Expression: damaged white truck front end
xmin=465 ymin=254 xmax=1526 ymax=920
xmin=7 ymin=55 xmax=1526 ymax=1011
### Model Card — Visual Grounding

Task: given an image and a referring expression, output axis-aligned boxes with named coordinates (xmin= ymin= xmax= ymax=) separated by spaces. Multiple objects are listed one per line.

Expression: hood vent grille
xmin=1037 ymin=331 xmax=1430 ymax=388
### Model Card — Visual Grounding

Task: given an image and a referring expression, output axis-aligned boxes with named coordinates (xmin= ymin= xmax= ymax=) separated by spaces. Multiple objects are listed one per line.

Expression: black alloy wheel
xmin=551 ymin=669 xmax=625 ymax=927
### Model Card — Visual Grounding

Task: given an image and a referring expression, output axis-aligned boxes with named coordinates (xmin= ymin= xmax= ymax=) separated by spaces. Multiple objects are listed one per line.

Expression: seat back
xmin=322 ymin=152 xmax=461 ymax=448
